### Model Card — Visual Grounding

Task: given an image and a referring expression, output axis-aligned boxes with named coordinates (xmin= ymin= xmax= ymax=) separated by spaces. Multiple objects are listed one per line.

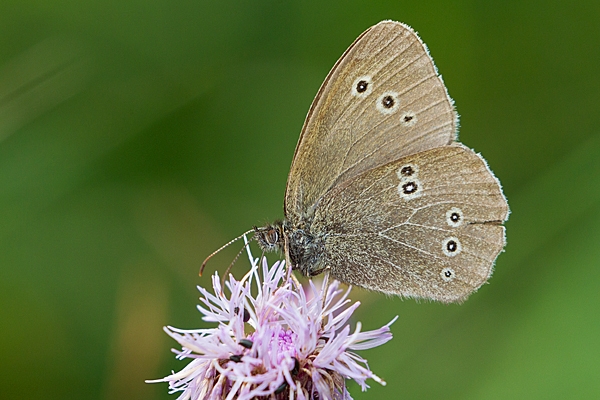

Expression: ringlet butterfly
xmin=241 ymin=21 xmax=507 ymax=303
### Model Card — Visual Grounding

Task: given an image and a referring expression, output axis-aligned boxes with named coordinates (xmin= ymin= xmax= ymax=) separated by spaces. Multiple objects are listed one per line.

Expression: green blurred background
xmin=1 ymin=1 xmax=599 ymax=399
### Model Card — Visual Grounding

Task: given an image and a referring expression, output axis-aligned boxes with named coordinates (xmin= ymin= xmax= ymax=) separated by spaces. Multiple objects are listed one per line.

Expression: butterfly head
xmin=253 ymin=222 xmax=285 ymax=253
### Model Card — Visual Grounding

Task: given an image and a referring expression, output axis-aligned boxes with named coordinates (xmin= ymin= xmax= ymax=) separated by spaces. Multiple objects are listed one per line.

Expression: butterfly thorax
xmin=254 ymin=220 xmax=327 ymax=277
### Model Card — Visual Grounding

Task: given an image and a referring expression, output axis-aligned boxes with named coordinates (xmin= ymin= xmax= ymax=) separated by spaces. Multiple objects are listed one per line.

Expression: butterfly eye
xmin=266 ymin=228 xmax=279 ymax=245
xmin=254 ymin=224 xmax=284 ymax=252
xmin=442 ymin=237 xmax=462 ymax=257
xmin=376 ymin=91 xmax=399 ymax=114
xmin=351 ymin=75 xmax=373 ymax=97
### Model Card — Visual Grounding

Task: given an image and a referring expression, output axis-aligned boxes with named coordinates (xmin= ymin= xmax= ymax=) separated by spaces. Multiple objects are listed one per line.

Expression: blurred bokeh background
xmin=1 ymin=1 xmax=599 ymax=399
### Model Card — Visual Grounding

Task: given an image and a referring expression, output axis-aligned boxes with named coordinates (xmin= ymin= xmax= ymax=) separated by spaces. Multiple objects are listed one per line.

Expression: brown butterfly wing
xmin=311 ymin=145 xmax=509 ymax=303
xmin=285 ymin=20 xmax=457 ymax=222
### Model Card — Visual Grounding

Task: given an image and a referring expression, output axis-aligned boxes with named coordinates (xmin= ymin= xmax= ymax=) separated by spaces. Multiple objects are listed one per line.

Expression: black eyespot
xmin=382 ymin=95 xmax=395 ymax=108
xmin=400 ymin=111 xmax=417 ymax=126
xmin=441 ymin=267 xmax=455 ymax=281
xmin=356 ymin=80 xmax=368 ymax=93
xmin=446 ymin=208 xmax=463 ymax=228
xmin=442 ymin=237 xmax=461 ymax=257
xmin=400 ymin=166 xmax=414 ymax=176
xmin=239 ymin=339 xmax=253 ymax=349
xmin=402 ymin=181 xmax=418 ymax=194
xmin=446 ymin=240 xmax=458 ymax=252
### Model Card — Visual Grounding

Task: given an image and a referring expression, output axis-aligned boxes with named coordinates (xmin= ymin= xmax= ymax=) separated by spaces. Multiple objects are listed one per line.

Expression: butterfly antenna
xmin=220 ymin=239 xmax=253 ymax=288
xmin=200 ymin=228 xmax=254 ymax=276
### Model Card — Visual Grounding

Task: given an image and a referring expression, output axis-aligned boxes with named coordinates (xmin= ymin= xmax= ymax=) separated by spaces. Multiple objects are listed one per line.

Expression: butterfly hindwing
xmin=311 ymin=144 xmax=508 ymax=303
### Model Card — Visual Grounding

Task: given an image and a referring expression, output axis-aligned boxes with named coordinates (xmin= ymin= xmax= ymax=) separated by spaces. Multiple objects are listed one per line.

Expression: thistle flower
xmin=148 ymin=246 xmax=396 ymax=400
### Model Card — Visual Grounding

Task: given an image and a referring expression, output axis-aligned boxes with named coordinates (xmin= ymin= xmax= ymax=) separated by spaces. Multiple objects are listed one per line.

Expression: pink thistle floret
xmin=147 ymin=247 xmax=396 ymax=400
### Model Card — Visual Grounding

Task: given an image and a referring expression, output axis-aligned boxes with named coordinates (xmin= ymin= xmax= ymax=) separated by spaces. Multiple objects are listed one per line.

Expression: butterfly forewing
xmin=285 ymin=21 xmax=457 ymax=221
xmin=310 ymin=145 xmax=509 ymax=303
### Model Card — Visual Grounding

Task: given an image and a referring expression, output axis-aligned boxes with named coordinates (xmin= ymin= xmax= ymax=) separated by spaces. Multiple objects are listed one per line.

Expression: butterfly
xmin=249 ymin=21 xmax=507 ymax=303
